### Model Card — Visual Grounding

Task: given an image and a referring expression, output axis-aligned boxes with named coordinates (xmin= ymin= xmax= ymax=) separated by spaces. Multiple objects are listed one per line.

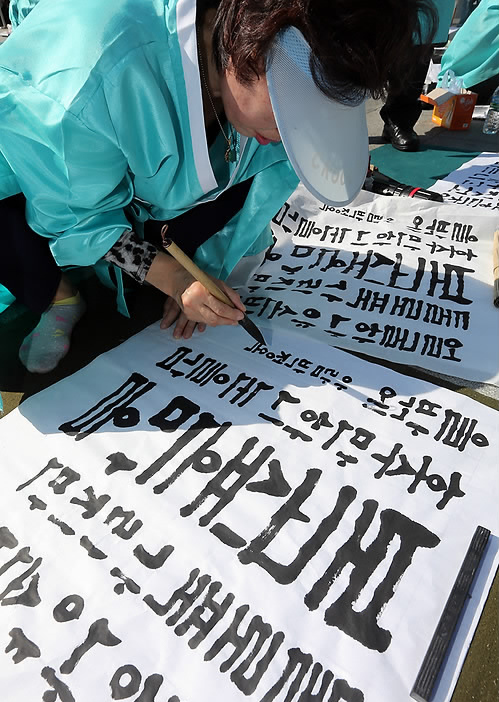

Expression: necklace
xmin=197 ymin=33 xmax=237 ymax=163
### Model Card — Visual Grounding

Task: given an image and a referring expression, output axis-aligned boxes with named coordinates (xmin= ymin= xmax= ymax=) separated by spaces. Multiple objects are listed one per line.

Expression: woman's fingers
xmin=160 ymin=296 xmax=181 ymax=329
xmin=181 ymin=281 xmax=244 ymax=326
xmin=173 ymin=313 xmax=204 ymax=340
xmin=160 ymin=296 xmax=206 ymax=339
xmin=216 ymin=278 xmax=246 ymax=314
xmin=162 ymin=275 xmax=245 ymax=333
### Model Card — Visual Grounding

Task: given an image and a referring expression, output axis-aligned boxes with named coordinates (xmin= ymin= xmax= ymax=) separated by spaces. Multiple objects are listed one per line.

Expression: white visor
xmin=266 ymin=26 xmax=369 ymax=207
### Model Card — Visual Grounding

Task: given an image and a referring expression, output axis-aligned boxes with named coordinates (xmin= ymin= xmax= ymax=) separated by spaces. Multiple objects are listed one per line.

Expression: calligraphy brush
xmin=161 ymin=231 xmax=266 ymax=345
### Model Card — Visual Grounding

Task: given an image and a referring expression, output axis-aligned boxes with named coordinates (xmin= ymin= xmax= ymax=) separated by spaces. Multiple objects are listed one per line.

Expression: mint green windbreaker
xmin=0 ymin=0 xmax=298 ymax=312
xmin=439 ymin=0 xmax=499 ymax=89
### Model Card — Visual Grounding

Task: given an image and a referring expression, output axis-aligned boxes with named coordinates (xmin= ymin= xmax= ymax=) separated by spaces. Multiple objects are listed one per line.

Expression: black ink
xmin=306 ymin=506 xmax=440 ymax=652
xmin=347 ymin=288 xmax=390 ymax=313
xmin=238 ymin=471 xmax=341 ymax=584
xmin=218 ymin=373 xmax=273 ymax=408
xmin=427 ymin=261 xmax=473 ymax=305
xmin=144 ymin=569 xmax=210 ymax=620
xmin=246 ymin=459 xmax=291 ymax=497
xmin=157 ymin=347 xmax=231 ymax=389
xmin=185 ymin=357 xmax=230 ymax=386
xmin=110 ymin=567 xmax=141 ymax=596
xmin=0 ymin=526 xmax=18 ymax=549
xmin=149 ymin=396 xmax=200 ymax=433
xmin=204 ymin=604 xmax=285 ymax=695
xmin=372 ymin=444 xmax=465 ymax=508
xmin=47 ymin=515 xmax=75 ymax=536
xmin=138 ymin=414 xmax=230 ymax=492
xmin=434 ymin=409 xmax=489 ymax=452
xmin=80 ymin=536 xmax=107 ymax=560
xmin=110 ymin=666 xmax=163 ymax=700
xmin=180 ymin=438 xmax=275 ymax=526
xmin=436 ymin=472 xmax=465 ymax=510
xmin=41 ymin=666 xmax=76 ymax=702
xmin=6 ymin=627 xmax=41 ymax=663
xmin=106 ymin=452 xmax=138 ymax=475
xmin=261 ymin=647 xmax=312 ymax=701
xmin=328 ymin=678 xmax=365 ymax=702
xmin=53 ymin=595 xmax=84 ymax=622
xmin=174 ymin=581 xmax=234 ymax=649
xmin=105 ymin=507 xmax=143 ymax=540
xmin=298 ymin=662 xmax=333 ymax=701
xmin=128 ymin=673 xmax=164 ymax=701
xmin=210 ymin=523 xmax=247 ymax=548
xmin=321 ymin=420 xmax=354 ymax=452
xmin=28 ymin=495 xmax=47 ymax=511
xmin=71 ymin=487 xmax=111 ymax=519
xmin=60 ymin=619 xmax=121 ymax=674
xmin=133 ymin=544 xmax=174 ymax=569
xmin=110 ymin=664 xmax=142 ymax=700
xmin=0 ymin=556 xmax=42 ymax=607
xmin=17 ymin=458 xmax=63 ymax=491
xmin=156 ymin=346 xmax=201 ymax=377
xmin=48 ymin=467 xmax=81 ymax=495
xmin=0 ymin=546 xmax=33 ymax=576
xmin=261 ymin=648 xmax=365 ymax=702
xmin=59 ymin=373 xmax=156 ymax=439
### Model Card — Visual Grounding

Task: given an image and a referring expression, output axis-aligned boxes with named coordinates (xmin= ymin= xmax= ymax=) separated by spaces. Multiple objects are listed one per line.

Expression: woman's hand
xmin=161 ymin=296 xmax=203 ymax=339
xmin=146 ymin=251 xmax=245 ymax=340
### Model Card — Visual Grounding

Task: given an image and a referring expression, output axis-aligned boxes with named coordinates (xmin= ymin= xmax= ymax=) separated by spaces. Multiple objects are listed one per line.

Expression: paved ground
xmin=0 ymin=93 xmax=498 ymax=701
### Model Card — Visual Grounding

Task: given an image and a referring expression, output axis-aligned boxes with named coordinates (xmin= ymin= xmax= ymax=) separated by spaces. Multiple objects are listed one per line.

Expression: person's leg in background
xmin=380 ymin=45 xmax=434 ymax=152
xmin=0 ymin=194 xmax=86 ymax=373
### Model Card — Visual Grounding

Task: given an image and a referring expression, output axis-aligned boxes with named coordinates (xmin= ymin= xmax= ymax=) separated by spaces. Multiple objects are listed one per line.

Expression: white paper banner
xmin=0 ymin=323 xmax=497 ymax=702
xmin=430 ymin=152 xmax=499 ymax=212
xmin=242 ymin=185 xmax=499 ymax=384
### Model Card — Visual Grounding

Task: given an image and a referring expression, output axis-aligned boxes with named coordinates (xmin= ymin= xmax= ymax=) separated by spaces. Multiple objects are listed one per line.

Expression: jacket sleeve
xmin=8 ymin=0 xmax=40 ymax=29
xmin=194 ymin=159 xmax=299 ymax=280
xmin=439 ymin=0 xmax=499 ymax=88
xmin=0 ymin=72 xmax=134 ymax=267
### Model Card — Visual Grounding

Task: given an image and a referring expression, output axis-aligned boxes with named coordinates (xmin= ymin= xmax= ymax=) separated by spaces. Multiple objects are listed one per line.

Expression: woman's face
xmin=218 ymin=66 xmax=281 ymax=145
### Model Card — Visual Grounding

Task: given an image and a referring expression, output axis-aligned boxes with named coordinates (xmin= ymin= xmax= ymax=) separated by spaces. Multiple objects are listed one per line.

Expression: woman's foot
xmin=19 ymin=291 xmax=86 ymax=373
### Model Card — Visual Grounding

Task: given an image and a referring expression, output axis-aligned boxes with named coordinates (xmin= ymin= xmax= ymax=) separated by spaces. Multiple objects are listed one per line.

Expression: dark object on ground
xmin=364 ymin=167 xmax=443 ymax=201
xmin=410 ymin=526 xmax=491 ymax=702
xmin=382 ymin=118 xmax=420 ymax=151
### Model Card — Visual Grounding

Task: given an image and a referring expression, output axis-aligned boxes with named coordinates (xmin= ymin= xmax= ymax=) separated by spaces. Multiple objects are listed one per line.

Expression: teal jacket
xmin=8 ymin=0 xmax=38 ymax=27
xmin=0 ymin=0 xmax=298 ymax=312
xmin=439 ymin=0 xmax=499 ymax=89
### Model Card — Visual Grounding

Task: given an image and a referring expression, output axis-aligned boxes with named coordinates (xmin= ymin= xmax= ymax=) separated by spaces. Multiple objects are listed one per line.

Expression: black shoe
xmin=382 ymin=119 xmax=420 ymax=152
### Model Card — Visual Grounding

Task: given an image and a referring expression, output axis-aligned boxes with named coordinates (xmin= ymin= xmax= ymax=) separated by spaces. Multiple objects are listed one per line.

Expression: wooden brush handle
xmin=163 ymin=237 xmax=235 ymax=308
xmin=493 ymin=230 xmax=499 ymax=275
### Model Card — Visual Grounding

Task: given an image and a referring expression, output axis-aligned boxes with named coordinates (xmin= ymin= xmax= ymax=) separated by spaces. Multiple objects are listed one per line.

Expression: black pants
xmin=0 ymin=178 xmax=253 ymax=314
xmin=143 ymin=177 xmax=253 ymax=259
xmin=0 ymin=194 xmax=61 ymax=314
xmin=380 ymin=46 xmax=434 ymax=130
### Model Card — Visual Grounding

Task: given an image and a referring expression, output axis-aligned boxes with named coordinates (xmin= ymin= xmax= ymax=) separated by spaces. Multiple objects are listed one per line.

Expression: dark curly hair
xmin=205 ymin=0 xmax=438 ymax=104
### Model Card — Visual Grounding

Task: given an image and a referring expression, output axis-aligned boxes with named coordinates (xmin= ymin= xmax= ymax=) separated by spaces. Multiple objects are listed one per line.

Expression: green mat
xmin=370 ymin=144 xmax=481 ymax=189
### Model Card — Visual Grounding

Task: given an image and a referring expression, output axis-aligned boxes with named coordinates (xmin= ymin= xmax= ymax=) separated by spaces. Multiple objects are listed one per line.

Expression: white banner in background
xmin=243 ymin=185 xmax=499 ymax=384
xmin=430 ymin=152 xmax=499 ymax=212
xmin=0 ymin=323 xmax=497 ymax=702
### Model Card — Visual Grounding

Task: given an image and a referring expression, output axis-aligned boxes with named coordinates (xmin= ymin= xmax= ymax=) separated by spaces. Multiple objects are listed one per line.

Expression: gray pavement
xmin=366 ymin=95 xmax=498 ymax=153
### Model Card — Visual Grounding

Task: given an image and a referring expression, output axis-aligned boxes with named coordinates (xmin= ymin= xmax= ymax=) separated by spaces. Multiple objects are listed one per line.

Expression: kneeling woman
xmin=0 ymin=0 xmax=436 ymax=372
